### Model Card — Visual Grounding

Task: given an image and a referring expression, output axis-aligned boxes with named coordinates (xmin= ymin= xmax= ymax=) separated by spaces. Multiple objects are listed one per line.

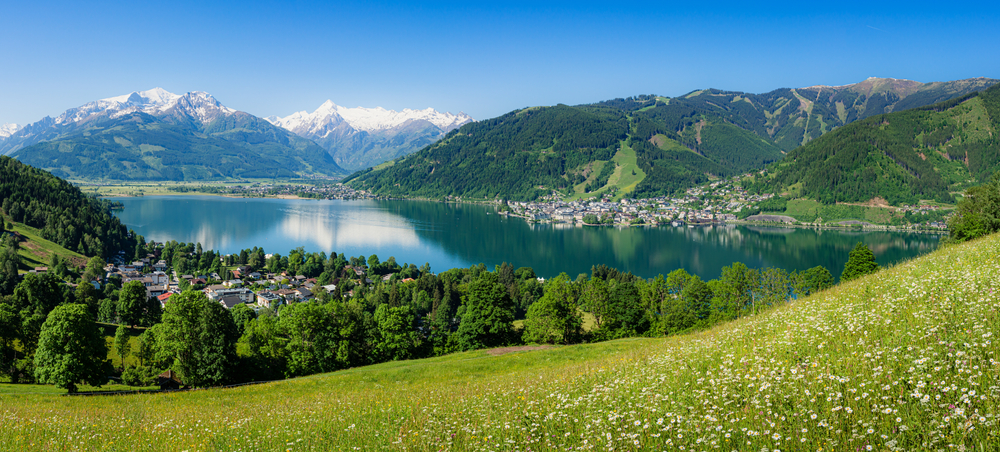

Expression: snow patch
xmin=0 ymin=123 xmax=20 ymax=138
xmin=51 ymin=88 xmax=235 ymax=126
xmin=269 ymin=100 xmax=474 ymax=134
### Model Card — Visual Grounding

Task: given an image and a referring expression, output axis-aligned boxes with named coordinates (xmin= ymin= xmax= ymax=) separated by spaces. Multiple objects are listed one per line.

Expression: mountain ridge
xmin=266 ymin=100 xmax=473 ymax=170
xmin=4 ymin=89 xmax=347 ymax=181
xmin=348 ymin=76 xmax=998 ymax=201
xmin=750 ymin=83 xmax=1000 ymax=205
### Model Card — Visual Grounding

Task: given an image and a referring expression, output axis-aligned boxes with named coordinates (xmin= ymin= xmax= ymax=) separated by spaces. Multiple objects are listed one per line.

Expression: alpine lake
xmin=110 ymin=195 xmax=943 ymax=281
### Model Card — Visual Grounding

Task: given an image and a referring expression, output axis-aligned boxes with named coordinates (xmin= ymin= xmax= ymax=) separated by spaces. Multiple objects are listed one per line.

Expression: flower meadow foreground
xmin=2 ymin=235 xmax=999 ymax=451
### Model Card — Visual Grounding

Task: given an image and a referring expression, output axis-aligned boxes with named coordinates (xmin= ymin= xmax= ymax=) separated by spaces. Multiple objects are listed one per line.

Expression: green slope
xmin=3 ymin=231 xmax=998 ymax=451
xmin=348 ymin=77 xmax=996 ymax=201
xmin=11 ymin=112 xmax=346 ymax=181
xmin=755 ymin=83 xmax=1000 ymax=205
xmin=346 ymin=101 xmax=778 ymax=201
xmin=0 ymin=156 xmax=137 ymax=259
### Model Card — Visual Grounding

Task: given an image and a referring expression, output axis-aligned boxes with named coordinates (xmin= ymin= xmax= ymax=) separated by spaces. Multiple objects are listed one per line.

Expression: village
xmin=499 ymin=178 xmax=951 ymax=230
xmin=502 ymin=179 xmax=767 ymax=226
xmin=98 ymin=254 xmax=372 ymax=314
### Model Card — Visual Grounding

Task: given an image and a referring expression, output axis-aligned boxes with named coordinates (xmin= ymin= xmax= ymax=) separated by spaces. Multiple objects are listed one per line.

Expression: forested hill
xmin=750 ymin=83 xmax=1000 ymax=205
xmin=346 ymin=77 xmax=997 ymax=201
xmin=0 ymin=156 xmax=138 ymax=258
xmin=345 ymin=102 xmax=782 ymax=201
xmin=9 ymin=111 xmax=346 ymax=181
xmin=667 ymin=77 xmax=998 ymax=152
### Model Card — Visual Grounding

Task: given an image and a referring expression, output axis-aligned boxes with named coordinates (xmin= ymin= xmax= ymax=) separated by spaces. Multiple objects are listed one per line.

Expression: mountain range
xmin=752 ymin=83 xmax=1000 ymax=205
xmin=266 ymin=101 xmax=472 ymax=170
xmin=0 ymin=89 xmax=472 ymax=180
xmin=346 ymin=77 xmax=999 ymax=202
xmin=1 ymin=89 xmax=345 ymax=180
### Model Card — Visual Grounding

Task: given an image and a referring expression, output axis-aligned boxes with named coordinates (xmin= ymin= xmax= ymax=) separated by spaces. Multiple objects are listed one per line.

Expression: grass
xmin=1 ymin=234 xmax=999 ymax=450
xmin=607 ymin=141 xmax=645 ymax=199
xmin=778 ymin=199 xmax=905 ymax=224
xmin=73 ymin=179 xmax=327 ymax=197
xmin=4 ymin=220 xmax=88 ymax=273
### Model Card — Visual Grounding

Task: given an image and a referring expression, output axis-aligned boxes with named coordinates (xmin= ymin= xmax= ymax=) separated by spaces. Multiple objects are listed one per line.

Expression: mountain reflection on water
xmin=111 ymin=196 xmax=942 ymax=281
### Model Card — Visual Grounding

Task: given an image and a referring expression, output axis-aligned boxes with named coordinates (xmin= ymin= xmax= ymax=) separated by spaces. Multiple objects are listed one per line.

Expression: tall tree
xmin=11 ymin=272 xmax=66 ymax=355
xmin=157 ymin=291 xmax=238 ymax=387
xmin=579 ymin=277 xmax=610 ymax=329
xmin=82 ymin=256 xmax=106 ymax=283
xmin=33 ymin=304 xmax=109 ymax=393
xmin=230 ymin=303 xmax=257 ymax=337
xmin=841 ymin=242 xmax=880 ymax=282
xmin=522 ymin=274 xmax=582 ymax=344
xmin=0 ymin=302 xmax=20 ymax=378
xmin=0 ymin=235 xmax=22 ymax=295
xmin=278 ymin=301 xmax=339 ymax=377
xmin=373 ymin=304 xmax=422 ymax=361
xmin=947 ymin=172 xmax=1000 ymax=243
xmin=455 ymin=271 xmax=515 ymax=350
xmin=117 ymin=280 xmax=147 ymax=327
xmin=596 ymin=280 xmax=649 ymax=340
xmin=114 ymin=325 xmax=132 ymax=369
xmin=74 ymin=282 xmax=101 ymax=319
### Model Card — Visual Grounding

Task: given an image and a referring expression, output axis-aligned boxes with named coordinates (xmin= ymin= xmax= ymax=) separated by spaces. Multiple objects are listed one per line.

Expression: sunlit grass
xmin=1 ymin=234 xmax=998 ymax=450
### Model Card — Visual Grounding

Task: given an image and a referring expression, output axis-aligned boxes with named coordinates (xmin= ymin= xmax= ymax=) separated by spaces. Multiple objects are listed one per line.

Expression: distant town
xmin=81 ymin=176 xmax=952 ymax=231
xmin=497 ymin=177 xmax=951 ymax=231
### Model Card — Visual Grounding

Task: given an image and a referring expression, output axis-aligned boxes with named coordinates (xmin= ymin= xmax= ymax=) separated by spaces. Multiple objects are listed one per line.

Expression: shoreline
xmin=97 ymin=192 xmax=949 ymax=235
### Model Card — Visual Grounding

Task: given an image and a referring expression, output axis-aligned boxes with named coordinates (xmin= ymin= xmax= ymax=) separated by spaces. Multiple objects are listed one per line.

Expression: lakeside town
xmin=499 ymin=178 xmax=952 ymax=231
xmin=78 ymin=176 xmax=953 ymax=231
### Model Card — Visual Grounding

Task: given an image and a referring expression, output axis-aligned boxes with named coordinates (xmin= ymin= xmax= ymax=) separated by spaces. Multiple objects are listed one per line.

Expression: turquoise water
xmin=111 ymin=196 xmax=942 ymax=280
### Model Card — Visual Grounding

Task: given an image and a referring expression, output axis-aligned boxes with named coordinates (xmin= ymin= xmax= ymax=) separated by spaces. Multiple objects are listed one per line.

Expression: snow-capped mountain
xmin=2 ymin=88 xmax=473 ymax=172
xmin=0 ymin=123 xmax=20 ymax=138
xmin=2 ymin=88 xmax=345 ymax=180
xmin=267 ymin=101 xmax=474 ymax=170
xmin=54 ymin=88 xmax=235 ymax=126
xmin=0 ymin=88 xmax=240 ymax=156
xmin=267 ymin=100 xmax=471 ymax=134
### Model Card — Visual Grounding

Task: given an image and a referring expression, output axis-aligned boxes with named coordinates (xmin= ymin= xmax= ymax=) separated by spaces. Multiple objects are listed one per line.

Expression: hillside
xmin=2 ymin=89 xmax=347 ymax=181
xmin=672 ymin=77 xmax=998 ymax=152
xmin=345 ymin=102 xmax=779 ymax=201
xmin=2 ymin=231 xmax=997 ymax=450
xmin=754 ymin=83 xmax=1000 ymax=205
xmin=347 ymin=77 xmax=997 ymax=201
xmin=0 ymin=156 xmax=137 ymax=261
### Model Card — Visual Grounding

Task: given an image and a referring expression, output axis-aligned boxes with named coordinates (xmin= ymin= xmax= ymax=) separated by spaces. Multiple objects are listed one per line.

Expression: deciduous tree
xmin=157 ymin=291 xmax=238 ymax=387
xmin=33 ymin=304 xmax=109 ymax=393
xmin=841 ymin=243 xmax=880 ymax=282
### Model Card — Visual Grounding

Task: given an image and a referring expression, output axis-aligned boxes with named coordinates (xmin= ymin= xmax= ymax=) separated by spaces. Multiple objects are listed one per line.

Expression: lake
xmin=110 ymin=196 xmax=943 ymax=281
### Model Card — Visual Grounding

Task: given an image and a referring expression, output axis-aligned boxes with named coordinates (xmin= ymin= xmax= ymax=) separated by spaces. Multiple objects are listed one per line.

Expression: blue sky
xmin=2 ymin=1 xmax=999 ymax=126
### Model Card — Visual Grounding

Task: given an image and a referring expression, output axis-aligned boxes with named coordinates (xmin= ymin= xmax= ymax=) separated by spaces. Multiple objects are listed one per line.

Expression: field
xmin=1 ymin=234 xmax=998 ymax=450
xmin=5 ymin=221 xmax=88 ymax=273
xmin=72 ymin=179 xmax=328 ymax=198
xmin=779 ymin=199 xmax=904 ymax=224
xmin=567 ymin=141 xmax=647 ymax=201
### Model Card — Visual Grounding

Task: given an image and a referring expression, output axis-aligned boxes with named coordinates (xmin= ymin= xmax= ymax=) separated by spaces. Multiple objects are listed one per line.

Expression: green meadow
xmin=1 ymin=234 xmax=998 ymax=451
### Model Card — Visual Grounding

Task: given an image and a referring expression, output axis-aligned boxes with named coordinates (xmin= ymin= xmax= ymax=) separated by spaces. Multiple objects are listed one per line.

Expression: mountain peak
xmin=318 ymin=99 xmax=338 ymax=111
xmin=0 ymin=123 xmax=20 ymax=138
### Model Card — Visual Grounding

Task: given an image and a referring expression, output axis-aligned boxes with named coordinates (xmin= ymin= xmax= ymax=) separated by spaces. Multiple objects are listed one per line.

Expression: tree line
xmin=0 ymin=156 xmax=139 ymax=259
xmin=2 ymin=235 xmax=885 ymax=391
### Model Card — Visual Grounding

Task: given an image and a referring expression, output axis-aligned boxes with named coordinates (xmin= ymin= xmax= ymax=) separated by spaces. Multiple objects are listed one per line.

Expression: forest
xmin=0 ymin=232 xmax=845 ymax=391
xmin=752 ymin=83 xmax=1000 ymax=205
xmin=347 ymin=79 xmax=998 ymax=202
xmin=0 ymin=156 xmax=139 ymax=260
